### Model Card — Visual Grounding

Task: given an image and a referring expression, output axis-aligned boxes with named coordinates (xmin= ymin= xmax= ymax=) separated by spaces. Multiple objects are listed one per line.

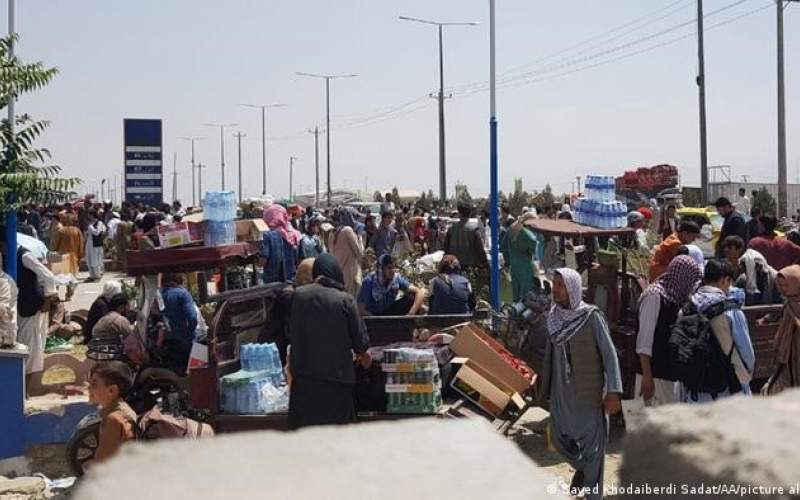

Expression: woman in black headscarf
xmin=287 ymin=254 xmax=371 ymax=429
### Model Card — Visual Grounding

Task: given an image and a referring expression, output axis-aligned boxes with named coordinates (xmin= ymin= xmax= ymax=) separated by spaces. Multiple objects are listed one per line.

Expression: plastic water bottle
xmin=241 ymin=344 xmax=250 ymax=371
xmin=618 ymin=202 xmax=626 ymax=228
xmin=586 ymin=176 xmax=594 ymax=200
xmin=270 ymin=343 xmax=281 ymax=371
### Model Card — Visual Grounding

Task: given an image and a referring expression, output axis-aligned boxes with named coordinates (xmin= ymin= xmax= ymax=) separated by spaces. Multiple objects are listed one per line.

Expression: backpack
xmin=137 ymin=407 xmax=214 ymax=441
xmin=668 ymin=300 xmax=742 ymax=400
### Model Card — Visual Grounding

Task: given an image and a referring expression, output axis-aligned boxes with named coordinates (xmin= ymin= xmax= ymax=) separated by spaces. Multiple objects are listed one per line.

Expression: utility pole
xmin=400 ymin=16 xmax=478 ymax=203
xmin=308 ymin=127 xmax=325 ymax=208
xmin=297 ymin=72 xmax=358 ymax=207
xmin=204 ymin=122 xmax=237 ymax=191
xmin=289 ymin=156 xmax=298 ymax=202
xmin=197 ymin=163 xmax=206 ymax=204
xmin=241 ymin=103 xmax=287 ymax=196
xmin=234 ymin=131 xmax=246 ymax=203
xmin=181 ymin=137 xmax=204 ymax=207
xmin=172 ymin=152 xmax=178 ymax=203
xmin=697 ymin=0 xmax=709 ymax=206
xmin=777 ymin=1 xmax=799 ymax=217
xmin=576 ymin=176 xmax=582 ymax=194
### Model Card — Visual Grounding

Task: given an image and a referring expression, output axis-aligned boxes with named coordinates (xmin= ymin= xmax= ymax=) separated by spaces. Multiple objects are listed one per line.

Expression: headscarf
xmin=640 ymin=255 xmax=702 ymax=306
xmin=312 ymin=253 xmax=345 ymax=290
xmin=627 ymin=211 xmax=644 ymax=224
xmin=685 ymin=245 xmax=705 ymax=269
xmin=372 ymin=254 xmax=400 ymax=303
xmin=739 ymin=248 xmax=770 ymax=295
xmin=509 ymin=211 xmax=538 ymax=242
xmin=547 ymin=268 xmax=595 ymax=345
xmin=263 ymin=204 xmax=301 ymax=247
xmin=295 ymin=258 xmax=315 ymax=287
xmin=774 ymin=265 xmax=800 ymax=365
xmin=102 ymin=280 xmax=123 ymax=299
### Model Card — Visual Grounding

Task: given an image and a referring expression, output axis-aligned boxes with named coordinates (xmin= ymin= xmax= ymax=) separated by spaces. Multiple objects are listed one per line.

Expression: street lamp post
xmin=4 ymin=0 xmax=17 ymax=279
xmin=309 ymin=127 xmax=325 ymax=208
xmin=181 ymin=136 xmax=204 ymax=207
xmin=197 ymin=163 xmax=207 ymax=203
xmin=289 ymin=156 xmax=298 ymax=202
xmin=488 ymin=0 xmax=500 ymax=311
xmin=399 ymin=15 xmax=479 ymax=204
xmin=241 ymin=103 xmax=287 ymax=196
xmin=204 ymin=123 xmax=237 ymax=191
xmin=296 ymin=72 xmax=358 ymax=207
xmin=234 ymin=131 xmax=246 ymax=203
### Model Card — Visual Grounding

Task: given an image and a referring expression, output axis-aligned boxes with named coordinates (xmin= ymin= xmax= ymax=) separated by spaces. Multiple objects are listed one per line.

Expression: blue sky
xmin=9 ymin=0 xmax=800 ymax=202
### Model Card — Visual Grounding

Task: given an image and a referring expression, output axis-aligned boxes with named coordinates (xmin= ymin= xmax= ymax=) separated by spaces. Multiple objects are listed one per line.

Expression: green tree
xmin=373 ymin=190 xmax=383 ymax=203
xmin=1 ymin=35 xmax=80 ymax=210
xmin=542 ymin=184 xmax=555 ymax=207
xmin=391 ymin=186 xmax=399 ymax=204
xmin=752 ymin=187 xmax=777 ymax=216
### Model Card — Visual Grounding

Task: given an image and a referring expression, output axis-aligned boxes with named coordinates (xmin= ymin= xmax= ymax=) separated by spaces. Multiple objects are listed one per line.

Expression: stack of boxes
xmin=382 ymin=348 xmax=443 ymax=414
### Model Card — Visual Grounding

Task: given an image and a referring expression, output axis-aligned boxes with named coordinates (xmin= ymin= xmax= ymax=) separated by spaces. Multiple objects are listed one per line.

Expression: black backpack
xmin=668 ymin=300 xmax=741 ymax=401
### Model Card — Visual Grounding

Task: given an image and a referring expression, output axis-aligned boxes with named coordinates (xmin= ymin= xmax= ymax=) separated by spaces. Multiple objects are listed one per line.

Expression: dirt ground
xmin=508 ymin=406 xmax=623 ymax=492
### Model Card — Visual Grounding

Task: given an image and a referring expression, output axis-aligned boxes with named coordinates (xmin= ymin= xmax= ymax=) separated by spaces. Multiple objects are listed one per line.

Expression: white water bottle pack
xmin=574 ymin=175 xmax=626 ymax=229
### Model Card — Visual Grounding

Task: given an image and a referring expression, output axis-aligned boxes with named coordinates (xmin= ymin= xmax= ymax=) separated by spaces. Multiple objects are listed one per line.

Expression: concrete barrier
xmin=75 ymin=419 xmax=569 ymax=500
xmin=621 ymin=389 xmax=800 ymax=499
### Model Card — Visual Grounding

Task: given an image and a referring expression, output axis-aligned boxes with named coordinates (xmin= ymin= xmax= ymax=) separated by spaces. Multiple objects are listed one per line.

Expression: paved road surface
xmin=65 ymin=271 xmax=130 ymax=312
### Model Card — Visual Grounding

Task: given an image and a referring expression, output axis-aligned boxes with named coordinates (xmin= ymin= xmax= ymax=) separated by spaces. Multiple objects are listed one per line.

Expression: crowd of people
xmin=8 ymin=188 xmax=800 ymax=494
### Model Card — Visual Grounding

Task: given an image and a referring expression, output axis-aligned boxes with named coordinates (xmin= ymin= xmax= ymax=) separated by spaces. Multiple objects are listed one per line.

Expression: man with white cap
xmin=626 ymin=211 xmax=649 ymax=252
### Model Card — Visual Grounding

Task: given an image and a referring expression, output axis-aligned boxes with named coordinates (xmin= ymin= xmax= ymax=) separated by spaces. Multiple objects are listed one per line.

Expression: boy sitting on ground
xmin=87 ymin=361 xmax=137 ymax=466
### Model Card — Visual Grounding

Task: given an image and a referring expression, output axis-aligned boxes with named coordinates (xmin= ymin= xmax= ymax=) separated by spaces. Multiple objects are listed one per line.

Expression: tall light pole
xmin=308 ymin=127 xmax=325 ymax=208
xmin=489 ymin=0 xmax=500 ymax=311
xmin=197 ymin=163 xmax=207 ymax=203
xmin=171 ymin=152 xmax=178 ymax=203
xmin=296 ymin=72 xmax=358 ymax=207
xmin=289 ymin=156 xmax=298 ymax=202
xmin=181 ymin=136 xmax=204 ymax=207
xmin=241 ymin=103 xmax=287 ymax=196
xmin=399 ymin=16 xmax=478 ymax=203
xmin=777 ymin=1 xmax=799 ymax=217
xmin=233 ymin=131 xmax=246 ymax=203
xmin=4 ymin=0 xmax=17 ymax=279
xmin=204 ymin=122 xmax=237 ymax=191
xmin=697 ymin=0 xmax=709 ymax=206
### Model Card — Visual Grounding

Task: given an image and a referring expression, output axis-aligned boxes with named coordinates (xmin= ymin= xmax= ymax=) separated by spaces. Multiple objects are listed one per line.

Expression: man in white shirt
xmin=16 ymin=246 xmax=57 ymax=384
xmin=735 ymin=188 xmax=751 ymax=217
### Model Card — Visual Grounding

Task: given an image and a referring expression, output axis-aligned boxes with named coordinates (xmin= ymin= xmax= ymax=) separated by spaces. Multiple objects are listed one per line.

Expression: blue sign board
xmin=124 ymin=119 xmax=163 ymax=207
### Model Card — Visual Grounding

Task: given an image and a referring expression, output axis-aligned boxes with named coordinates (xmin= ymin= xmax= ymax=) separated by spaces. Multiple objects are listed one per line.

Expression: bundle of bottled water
xmin=382 ymin=348 xmax=443 ymax=414
xmin=574 ymin=175 xmax=628 ymax=229
xmin=203 ymin=191 xmax=237 ymax=246
xmin=219 ymin=342 xmax=288 ymax=414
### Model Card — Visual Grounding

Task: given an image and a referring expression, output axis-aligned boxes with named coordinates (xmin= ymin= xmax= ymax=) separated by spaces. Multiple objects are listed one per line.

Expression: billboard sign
xmin=124 ymin=118 xmax=163 ymax=207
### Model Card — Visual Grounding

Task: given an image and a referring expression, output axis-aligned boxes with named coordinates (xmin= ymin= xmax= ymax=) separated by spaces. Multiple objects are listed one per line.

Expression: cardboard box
xmin=449 ymin=324 xmax=534 ymax=394
xmin=157 ymin=222 xmax=192 ymax=248
xmin=236 ymin=219 xmax=269 ymax=242
xmin=450 ymin=357 xmax=527 ymax=417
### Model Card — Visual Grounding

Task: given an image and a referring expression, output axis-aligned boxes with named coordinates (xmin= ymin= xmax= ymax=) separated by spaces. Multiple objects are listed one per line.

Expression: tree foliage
xmin=0 ymin=34 xmax=80 ymax=211
xmin=373 ymin=190 xmax=383 ymax=203
xmin=752 ymin=187 xmax=777 ymax=217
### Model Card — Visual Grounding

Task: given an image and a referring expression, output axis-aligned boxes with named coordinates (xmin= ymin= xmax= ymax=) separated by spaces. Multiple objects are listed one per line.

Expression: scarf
xmin=263 ymin=204 xmax=301 ymax=247
xmin=691 ymin=285 xmax=726 ymax=313
xmin=547 ymin=268 xmax=595 ymax=345
xmin=509 ymin=211 xmax=538 ymax=243
xmin=775 ymin=265 xmax=800 ymax=365
xmin=640 ymin=255 xmax=702 ymax=307
xmin=312 ymin=254 xmax=345 ymax=290
xmin=739 ymin=248 xmax=770 ymax=295
xmin=372 ymin=254 xmax=400 ymax=304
